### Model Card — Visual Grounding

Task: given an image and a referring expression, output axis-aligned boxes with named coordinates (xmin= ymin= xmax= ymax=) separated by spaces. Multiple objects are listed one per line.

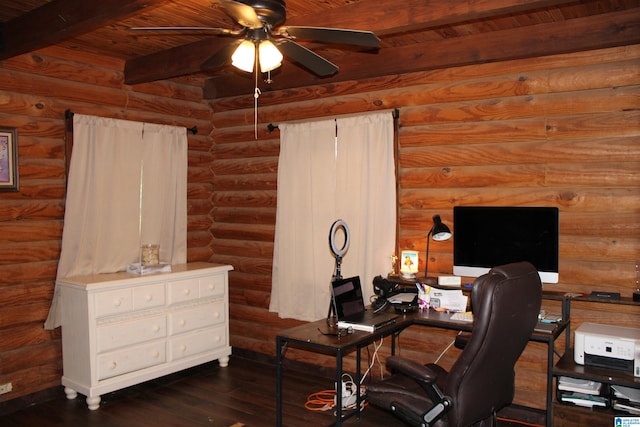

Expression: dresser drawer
xmin=199 ymin=274 xmax=225 ymax=298
xmin=169 ymin=326 xmax=226 ymax=361
xmin=97 ymin=314 xmax=167 ymax=353
xmin=133 ymin=283 xmax=165 ymax=310
xmin=168 ymin=278 xmax=199 ymax=305
xmin=95 ymin=289 xmax=133 ymax=317
xmin=97 ymin=341 xmax=166 ymax=380
xmin=168 ymin=301 xmax=224 ymax=336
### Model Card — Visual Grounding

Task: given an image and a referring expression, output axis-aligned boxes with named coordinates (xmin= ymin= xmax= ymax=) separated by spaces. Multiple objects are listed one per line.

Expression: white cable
xmin=361 ymin=336 xmax=384 ymax=383
xmin=434 ymin=331 xmax=462 ymax=364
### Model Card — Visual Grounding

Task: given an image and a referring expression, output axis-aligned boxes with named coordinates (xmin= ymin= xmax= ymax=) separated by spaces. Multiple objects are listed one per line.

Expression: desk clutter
xmin=374 ymin=275 xmax=468 ymax=314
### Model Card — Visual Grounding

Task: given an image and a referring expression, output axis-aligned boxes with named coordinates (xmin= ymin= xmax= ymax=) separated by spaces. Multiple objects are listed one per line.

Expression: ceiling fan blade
xmin=219 ymin=0 xmax=263 ymax=29
xmin=129 ymin=27 xmax=242 ymax=35
xmin=201 ymin=40 xmax=242 ymax=71
xmin=276 ymin=39 xmax=338 ymax=77
xmin=276 ymin=27 xmax=380 ymax=49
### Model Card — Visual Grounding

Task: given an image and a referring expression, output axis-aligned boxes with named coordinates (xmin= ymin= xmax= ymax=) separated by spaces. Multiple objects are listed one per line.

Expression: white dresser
xmin=58 ymin=262 xmax=233 ymax=410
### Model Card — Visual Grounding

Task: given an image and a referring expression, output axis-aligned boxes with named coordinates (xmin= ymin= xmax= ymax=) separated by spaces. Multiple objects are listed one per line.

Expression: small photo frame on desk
xmin=0 ymin=127 xmax=19 ymax=192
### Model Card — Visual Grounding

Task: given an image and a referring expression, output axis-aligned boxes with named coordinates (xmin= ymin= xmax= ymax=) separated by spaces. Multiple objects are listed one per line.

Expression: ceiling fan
xmin=130 ymin=0 xmax=380 ymax=77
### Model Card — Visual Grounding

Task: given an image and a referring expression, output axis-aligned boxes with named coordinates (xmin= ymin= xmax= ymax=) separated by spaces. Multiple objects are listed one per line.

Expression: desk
xmin=276 ymin=308 xmax=567 ymax=427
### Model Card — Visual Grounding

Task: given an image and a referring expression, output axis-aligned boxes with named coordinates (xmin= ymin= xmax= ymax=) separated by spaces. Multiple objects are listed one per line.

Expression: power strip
xmin=333 ymin=381 xmax=365 ymax=409
xmin=333 ymin=381 xmax=363 ymax=409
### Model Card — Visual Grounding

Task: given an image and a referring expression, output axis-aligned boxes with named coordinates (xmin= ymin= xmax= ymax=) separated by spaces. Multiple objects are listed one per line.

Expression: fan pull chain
xmin=254 ymin=87 xmax=261 ymax=139
xmin=253 ymin=45 xmax=260 ymax=140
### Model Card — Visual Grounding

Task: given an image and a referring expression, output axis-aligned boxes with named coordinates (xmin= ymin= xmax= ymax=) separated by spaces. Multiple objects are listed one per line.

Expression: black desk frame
xmin=276 ymin=297 xmax=570 ymax=427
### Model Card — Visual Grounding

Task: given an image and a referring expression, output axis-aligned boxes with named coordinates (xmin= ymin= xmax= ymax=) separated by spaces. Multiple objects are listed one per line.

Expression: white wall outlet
xmin=0 ymin=382 xmax=13 ymax=394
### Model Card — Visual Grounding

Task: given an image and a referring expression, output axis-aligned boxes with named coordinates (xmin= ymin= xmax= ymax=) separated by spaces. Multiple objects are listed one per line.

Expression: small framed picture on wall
xmin=0 ymin=126 xmax=19 ymax=192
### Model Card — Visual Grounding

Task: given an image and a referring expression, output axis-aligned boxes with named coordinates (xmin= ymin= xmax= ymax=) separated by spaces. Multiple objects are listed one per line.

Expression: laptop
xmin=331 ymin=276 xmax=398 ymax=333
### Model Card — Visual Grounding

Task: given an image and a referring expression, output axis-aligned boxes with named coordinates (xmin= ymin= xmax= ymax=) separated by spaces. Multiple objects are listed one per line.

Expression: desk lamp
xmin=424 ymin=214 xmax=452 ymax=285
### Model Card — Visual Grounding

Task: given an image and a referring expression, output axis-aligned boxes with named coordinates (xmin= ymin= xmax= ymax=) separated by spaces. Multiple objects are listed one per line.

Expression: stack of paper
xmin=558 ymin=377 xmax=607 ymax=408
xmin=612 ymin=385 xmax=640 ymax=415
xmin=560 ymin=392 xmax=608 ymax=408
xmin=558 ymin=376 xmax=602 ymax=395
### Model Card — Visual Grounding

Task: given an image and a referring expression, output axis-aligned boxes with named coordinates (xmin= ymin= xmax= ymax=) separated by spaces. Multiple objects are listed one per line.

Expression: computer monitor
xmin=453 ymin=206 xmax=559 ymax=283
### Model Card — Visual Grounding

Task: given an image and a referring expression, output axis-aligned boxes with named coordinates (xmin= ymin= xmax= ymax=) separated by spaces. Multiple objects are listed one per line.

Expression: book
xmin=612 ymin=385 xmax=640 ymax=403
xmin=560 ymin=391 xmax=608 ymax=408
xmin=558 ymin=376 xmax=602 ymax=395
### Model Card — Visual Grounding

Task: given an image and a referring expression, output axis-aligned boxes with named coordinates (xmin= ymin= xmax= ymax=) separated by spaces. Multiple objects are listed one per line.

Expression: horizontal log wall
xmin=0 ymin=46 xmax=213 ymax=405
xmin=210 ymin=45 xmax=640 ymax=410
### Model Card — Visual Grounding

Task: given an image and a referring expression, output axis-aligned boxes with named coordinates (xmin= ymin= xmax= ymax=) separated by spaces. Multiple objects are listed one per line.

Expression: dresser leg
xmin=86 ymin=396 xmax=101 ymax=410
xmin=64 ymin=387 xmax=77 ymax=400
xmin=219 ymin=356 xmax=230 ymax=367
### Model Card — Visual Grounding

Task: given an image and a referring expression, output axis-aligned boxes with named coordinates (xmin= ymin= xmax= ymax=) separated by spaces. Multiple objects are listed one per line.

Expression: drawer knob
xmin=179 ymin=319 xmax=186 ymax=326
xmin=114 ymin=299 xmax=122 ymax=307
xmin=110 ymin=361 xmax=117 ymax=370
xmin=180 ymin=345 xmax=187 ymax=352
xmin=145 ymin=294 xmax=153 ymax=302
xmin=214 ymin=312 xmax=221 ymax=318
xmin=153 ymin=325 xmax=161 ymax=332
xmin=184 ymin=289 xmax=191 ymax=295
xmin=152 ymin=351 xmax=160 ymax=358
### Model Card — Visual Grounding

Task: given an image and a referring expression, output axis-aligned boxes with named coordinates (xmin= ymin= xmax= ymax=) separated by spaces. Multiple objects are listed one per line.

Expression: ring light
xmin=329 ymin=219 xmax=350 ymax=258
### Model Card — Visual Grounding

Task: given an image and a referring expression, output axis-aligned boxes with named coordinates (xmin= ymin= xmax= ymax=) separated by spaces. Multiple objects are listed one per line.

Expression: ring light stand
xmin=327 ymin=220 xmax=350 ymax=325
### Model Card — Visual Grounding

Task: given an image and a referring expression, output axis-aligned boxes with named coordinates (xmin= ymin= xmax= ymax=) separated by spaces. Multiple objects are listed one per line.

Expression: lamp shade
xmin=231 ymin=40 xmax=255 ymax=72
xmin=430 ymin=215 xmax=452 ymax=241
xmin=424 ymin=214 xmax=452 ymax=281
xmin=258 ymin=40 xmax=283 ymax=72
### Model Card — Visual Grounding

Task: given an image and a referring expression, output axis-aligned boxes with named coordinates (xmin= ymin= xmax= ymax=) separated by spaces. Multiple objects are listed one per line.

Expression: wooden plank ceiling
xmin=1 ymin=0 xmax=638 ymax=99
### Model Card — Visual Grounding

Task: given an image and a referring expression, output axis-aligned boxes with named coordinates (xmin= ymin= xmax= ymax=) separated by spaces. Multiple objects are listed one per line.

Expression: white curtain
xmin=44 ymin=114 xmax=187 ymax=329
xmin=270 ymin=112 xmax=396 ymax=321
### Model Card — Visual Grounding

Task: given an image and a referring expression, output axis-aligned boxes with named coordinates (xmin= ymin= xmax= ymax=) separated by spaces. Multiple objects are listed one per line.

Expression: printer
xmin=574 ymin=322 xmax=640 ymax=377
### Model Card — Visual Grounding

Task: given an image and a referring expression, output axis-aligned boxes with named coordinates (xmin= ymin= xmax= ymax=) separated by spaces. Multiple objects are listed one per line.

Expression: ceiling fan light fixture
xmin=258 ymin=40 xmax=282 ymax=72
xmin=231 ymin=40 xmax=256 ymax=72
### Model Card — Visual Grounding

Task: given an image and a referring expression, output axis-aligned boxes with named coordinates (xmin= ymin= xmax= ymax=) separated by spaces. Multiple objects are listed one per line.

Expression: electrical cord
xmin=361 ymin=337 xmax=385 ymax=383
xmin=434 ymin=331 xmax=463 ymax=364
xmin=305 ymin=389 xmax=337 ymax=411
xmin=305 ymin=373 xmax=367 ymax=412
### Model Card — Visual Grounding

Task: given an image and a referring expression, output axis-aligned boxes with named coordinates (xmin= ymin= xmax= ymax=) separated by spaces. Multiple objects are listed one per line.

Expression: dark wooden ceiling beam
xmin=204 ymin=9 xmax=640 ymax=99
xmin=124 ymin=38 xmax=234 ymax=85
xmin=0 ymin=0 xmax=167 ymax=60
xmin=283 ymin=0 xmax=579 ymax=36
xmin=123 ymin=0 xmax=579 ymax=85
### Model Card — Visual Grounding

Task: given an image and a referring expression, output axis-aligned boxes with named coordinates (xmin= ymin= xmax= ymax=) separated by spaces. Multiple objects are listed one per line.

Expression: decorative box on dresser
xmin=57 ymin=262 xmax=233 ymax=410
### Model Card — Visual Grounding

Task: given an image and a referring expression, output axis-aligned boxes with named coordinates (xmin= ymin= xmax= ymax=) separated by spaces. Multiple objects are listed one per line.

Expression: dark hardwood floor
xmin=0 ymin=353 xmax=542 ymax=427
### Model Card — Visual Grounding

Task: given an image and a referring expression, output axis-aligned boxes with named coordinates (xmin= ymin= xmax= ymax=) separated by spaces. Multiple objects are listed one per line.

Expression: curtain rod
xmin=64 ymin=109 xmax=198 ymax=135
xmin=266 ymin=108 xmax=400 ymax=133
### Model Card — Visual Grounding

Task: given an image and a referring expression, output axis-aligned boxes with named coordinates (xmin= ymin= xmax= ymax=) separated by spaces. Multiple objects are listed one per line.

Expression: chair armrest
xmin=387 ymin=356 xmax=438 ymax=383
xmin=386 ymin=356 xmax=452 ymax=424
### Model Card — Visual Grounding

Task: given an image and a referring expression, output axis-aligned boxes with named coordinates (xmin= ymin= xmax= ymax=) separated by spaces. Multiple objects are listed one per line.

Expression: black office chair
xmin=366 ymin=262 xmax=542 ymax=427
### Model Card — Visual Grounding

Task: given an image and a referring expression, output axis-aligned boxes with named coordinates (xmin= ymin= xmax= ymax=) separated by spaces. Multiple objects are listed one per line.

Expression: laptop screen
xmin=331 ymin=276 xmax=365 ymax=319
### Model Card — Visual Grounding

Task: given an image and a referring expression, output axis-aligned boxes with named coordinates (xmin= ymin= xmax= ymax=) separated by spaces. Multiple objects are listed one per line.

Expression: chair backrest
xmin=445 ymin=262 xmax=542 ymax=426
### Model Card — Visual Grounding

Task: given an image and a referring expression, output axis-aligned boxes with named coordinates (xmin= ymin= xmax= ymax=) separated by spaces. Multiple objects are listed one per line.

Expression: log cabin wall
xmin=0 ymin=47 xmax=214 ymax=407
xmin=210 ymin=45 xmax=639 ymax=410
xmin=0 ymin=39 xmax=637 ymax=413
